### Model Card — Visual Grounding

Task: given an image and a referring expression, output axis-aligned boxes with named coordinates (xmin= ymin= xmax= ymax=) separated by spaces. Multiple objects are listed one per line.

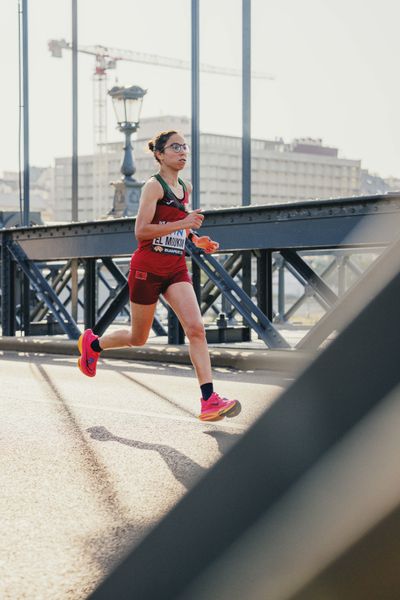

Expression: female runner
xmin=78 ymin=130 xmax=240 ymax=422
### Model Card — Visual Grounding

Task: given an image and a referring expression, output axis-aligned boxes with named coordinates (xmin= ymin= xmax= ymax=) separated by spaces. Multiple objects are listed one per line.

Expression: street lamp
xmin=108 ymin=84 xmax=147 ymax=217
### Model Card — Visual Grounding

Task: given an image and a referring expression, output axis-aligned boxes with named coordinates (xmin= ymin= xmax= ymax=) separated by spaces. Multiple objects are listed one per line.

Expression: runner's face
xmin=159 ymin=134 xmax=188 ymax=171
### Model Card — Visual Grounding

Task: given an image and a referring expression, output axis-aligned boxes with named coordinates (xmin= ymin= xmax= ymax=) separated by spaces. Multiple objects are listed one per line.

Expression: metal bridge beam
xmin=88 ymin=235 xmax=400 ymax=600
xmin=31 ymin=261 xmax=72 ymax=322
xmin=7 ymin=241 xmax=80 ymax=339
xmin=256 ymin=249 xmax=273 ymax=320
xmin=1 ymin=235 xmax=16 ymax=336
xmin=7 ymin=195 xmax=400 ymax=260
xmin=187 ymin=241 xmax=290 ymax=349
xmin=281 ymin=249 xmax=338 ymax=307
xmin=83 ymin=258 xmax=97 ymax=330
xmin=200 ymin=254 xmax=243 ymax=315
xmin=297 ymin=236 xmax=400 ymax=350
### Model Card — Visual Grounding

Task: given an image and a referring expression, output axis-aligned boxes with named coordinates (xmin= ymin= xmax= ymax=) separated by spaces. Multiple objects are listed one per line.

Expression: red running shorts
xmin=128 ymin=268 xmax=192 ymax=305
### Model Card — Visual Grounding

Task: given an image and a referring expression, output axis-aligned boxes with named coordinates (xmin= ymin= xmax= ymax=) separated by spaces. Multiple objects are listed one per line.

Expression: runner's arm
xmin=183 ymin=182 xmax=219 ymax=252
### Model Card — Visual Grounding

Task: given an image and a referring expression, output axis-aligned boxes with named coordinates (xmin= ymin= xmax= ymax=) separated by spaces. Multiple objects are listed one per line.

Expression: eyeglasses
xmin=164 ymin=143 xmax=190 ymax=153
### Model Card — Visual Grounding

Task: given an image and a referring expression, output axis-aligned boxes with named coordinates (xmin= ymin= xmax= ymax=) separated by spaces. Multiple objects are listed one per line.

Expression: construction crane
xmin=48 ymin=38 xmax=274 ymax=79
xmin=48 ymin=38 xmax=274 ymax=217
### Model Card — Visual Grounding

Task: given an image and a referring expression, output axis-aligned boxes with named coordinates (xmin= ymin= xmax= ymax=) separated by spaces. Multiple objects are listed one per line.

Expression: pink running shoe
xmin=199 ymin=392 xmax=242 ymax=422
xmin=77 ymin=329 xmax=100 ymax=377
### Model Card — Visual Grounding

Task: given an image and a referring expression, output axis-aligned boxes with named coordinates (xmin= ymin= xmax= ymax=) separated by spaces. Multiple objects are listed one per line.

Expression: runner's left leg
xmin=163 ymin=281 xmax=211 ymax=384
xmin=163 ymin=281 xmax=240 ymax=421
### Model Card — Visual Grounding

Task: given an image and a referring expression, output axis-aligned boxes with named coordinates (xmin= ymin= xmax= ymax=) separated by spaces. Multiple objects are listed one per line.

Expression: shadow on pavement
xmin=87 ymin=425 xmax=206 ymax=491
xmin=30 ymin=364 xmax=154 ymax=589
xmin=202 ymin=430 xmax=243 ymax=454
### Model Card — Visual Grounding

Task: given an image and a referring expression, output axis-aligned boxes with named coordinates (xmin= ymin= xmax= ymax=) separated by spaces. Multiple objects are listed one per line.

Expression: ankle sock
xmin=201 ymin=383 xmax=214 ymax=400
xmin=90 ymin=338 xmax=103 ymax=353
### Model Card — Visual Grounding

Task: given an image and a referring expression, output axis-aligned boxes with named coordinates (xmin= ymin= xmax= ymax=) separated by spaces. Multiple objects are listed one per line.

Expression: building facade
xmin=0 ymin=167 xmax=54 ymax=222
xmin=53 ymin=115 xmax=362 ymax=222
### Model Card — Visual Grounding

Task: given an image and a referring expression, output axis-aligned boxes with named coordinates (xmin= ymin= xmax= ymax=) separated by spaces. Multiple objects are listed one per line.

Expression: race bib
xmin=152 ymin=225 xmax=186 ymax=255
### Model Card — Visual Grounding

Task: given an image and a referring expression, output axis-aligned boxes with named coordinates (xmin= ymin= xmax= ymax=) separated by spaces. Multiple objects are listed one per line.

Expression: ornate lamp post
xmin=108 ymin=84 xmax=147 ymax=217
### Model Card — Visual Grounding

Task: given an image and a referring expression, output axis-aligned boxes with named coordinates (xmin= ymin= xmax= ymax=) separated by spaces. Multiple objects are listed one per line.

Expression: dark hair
xmin=148 ymin=130 xmax=178 ymax=163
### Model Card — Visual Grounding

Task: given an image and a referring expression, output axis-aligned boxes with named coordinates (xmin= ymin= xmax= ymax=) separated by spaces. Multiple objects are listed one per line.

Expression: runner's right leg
xmin=78 ymin=301 xmax=156 ymax=377
xmin=99 ymin=301 xmax=157 ymax=349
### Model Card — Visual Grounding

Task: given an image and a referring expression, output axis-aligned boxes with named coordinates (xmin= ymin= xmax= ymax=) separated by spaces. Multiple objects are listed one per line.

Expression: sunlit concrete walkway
xmin=0 ymin=350 xmax=290 ymax=599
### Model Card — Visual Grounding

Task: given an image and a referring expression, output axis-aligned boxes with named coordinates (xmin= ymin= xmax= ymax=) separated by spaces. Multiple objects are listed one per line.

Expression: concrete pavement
xmin=0 ymin=350 xmax=292 ymax=599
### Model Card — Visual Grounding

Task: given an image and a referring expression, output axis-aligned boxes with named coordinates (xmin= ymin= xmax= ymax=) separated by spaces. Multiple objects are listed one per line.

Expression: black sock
xmin=200 ymin=382 xmax=214 ymax=400
xmin=90 ymin=338 xmax=103 ymax=353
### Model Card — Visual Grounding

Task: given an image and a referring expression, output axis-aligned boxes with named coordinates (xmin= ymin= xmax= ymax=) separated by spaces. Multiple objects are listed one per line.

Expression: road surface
xmin=0 ymin=350 xmax=291 ymax=599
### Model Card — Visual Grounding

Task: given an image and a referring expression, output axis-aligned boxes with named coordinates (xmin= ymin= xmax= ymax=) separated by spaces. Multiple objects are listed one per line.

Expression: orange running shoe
xmin=199 ymin=392 xmax=241 ymax=421
xmin=77 ymin=329 xmax=100 ymax=377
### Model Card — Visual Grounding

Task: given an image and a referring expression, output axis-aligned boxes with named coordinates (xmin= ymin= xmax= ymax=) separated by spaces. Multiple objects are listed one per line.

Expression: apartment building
xmin=53 ymin=115 xmax=362 ymax=221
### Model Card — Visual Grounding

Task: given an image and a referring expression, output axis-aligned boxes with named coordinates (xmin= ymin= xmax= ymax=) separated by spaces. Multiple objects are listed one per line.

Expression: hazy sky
xmin=1 ymin=0 xmax=399 ymax=178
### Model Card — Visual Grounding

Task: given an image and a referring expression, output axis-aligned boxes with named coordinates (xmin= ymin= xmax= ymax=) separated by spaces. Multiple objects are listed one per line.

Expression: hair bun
xmin=148 ymin=140 xmax=154 ymax=152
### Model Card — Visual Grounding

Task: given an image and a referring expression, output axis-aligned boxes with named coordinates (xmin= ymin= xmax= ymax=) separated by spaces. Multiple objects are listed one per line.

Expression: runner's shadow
xmin=203 ymin=430 xmax=243 ymax=454
xmin=87 ymin=426 xmax=206 ymax=491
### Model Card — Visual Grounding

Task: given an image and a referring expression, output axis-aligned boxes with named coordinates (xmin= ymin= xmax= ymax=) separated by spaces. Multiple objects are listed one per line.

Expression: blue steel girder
xmin=186 ymin=241 xmax=290 ymax=349
xmin=63 ymin=278 xmax=84 ymax=310
xmin=31 ymin=260 xmax=73 ymax=322
xmin=97 ymin=270 xmax=130 ymax=319
xmin=7 ymin=241 xmax=81 ymax=339
xmin=92 ymin=282 xmax=129 ymax=337
xmin=94 ymin=258 xmax=167 ymax=338
xmin=1 ymin=234 xmax=16 ymax=336
xmin=280 ymin=249 xmax=338 ymax=307
xmin=200 ymin=253 xmax=243 ymax=315
xmin=7 ymin=194 xmax=400 ymax=261
xmin=89 ymin=234 xmax=400 ymax=600
xmin=280 ymin=255 xmax=338 ymax=323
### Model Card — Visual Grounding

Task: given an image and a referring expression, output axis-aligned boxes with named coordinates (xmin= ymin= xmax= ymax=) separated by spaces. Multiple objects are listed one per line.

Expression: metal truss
xmin=7 ymin=194 xmax=400 ymax=260
xmin=30 ymin=260 xmax=78 ymax=323
xmin=93 ymin=258 xmax=167 ymax=337
xmin=200 ymin=253 xmax=243 ymax=316
xmin=6 ymin=240 xmax=80 ymax=339
xmin=281 ymin=255 xmax=338 ymax=321
xmin=280 ymin=249 xmax=338 ymax=306
xmin=88 ymin=234 xmax=400 ymax=600
xmin=1 ymin=194 xmax=400 ymax=345
xmin=187 ymin=240 xmax=290 ymax=349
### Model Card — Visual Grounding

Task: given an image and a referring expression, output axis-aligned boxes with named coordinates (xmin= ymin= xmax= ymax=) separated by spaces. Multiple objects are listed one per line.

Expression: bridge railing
xmin=1 ymin=193 xmax=400 ymax=348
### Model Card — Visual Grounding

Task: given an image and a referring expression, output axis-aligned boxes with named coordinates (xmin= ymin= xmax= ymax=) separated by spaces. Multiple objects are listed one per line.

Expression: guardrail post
xmin=70 ymin=259 xmax=79 ymax=321
xmin=257 ymin=249 xmax=273 ymax=320
xmin=84 ymin=258 xmax=96 ymax=330
xmin=22 ymin=274 xmax=30 ymax=336
xmin=168 ymin=308 xmax=185 ymax=344
xmin=275 ymin=254 xmax=285 ymax=322
xmin=1 ymin=236 xmax=16 ymax=336
xmin=192 ymin=259 xmax=201 ymax=304
xmin=242 ymin=250 xmax=252 ymax=328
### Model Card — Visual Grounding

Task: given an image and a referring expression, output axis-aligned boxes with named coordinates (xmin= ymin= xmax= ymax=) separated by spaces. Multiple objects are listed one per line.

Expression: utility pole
xmin=242 ymin=0 xmax=251 ymax=206
xmin=191 ymin=0 xmax=200 ymax=210
xmin=22 ymin=0 xmax=30 ymax=226
xmin=72 ymin=0 xmax=78 ymax=221
xmin=242 ymin=0 xmax=252 ymax=304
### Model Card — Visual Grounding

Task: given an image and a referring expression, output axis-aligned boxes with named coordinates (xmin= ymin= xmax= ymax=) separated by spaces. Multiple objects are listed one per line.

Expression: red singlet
xmin=130 ymin=174 xmax=189 ymax=276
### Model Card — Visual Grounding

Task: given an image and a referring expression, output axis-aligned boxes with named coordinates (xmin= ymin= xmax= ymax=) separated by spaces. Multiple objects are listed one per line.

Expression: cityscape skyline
xmin=1 ymin=0 xmax=400 ymax=180
xmin=2 ymin=115 xmax=397 ymax=227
